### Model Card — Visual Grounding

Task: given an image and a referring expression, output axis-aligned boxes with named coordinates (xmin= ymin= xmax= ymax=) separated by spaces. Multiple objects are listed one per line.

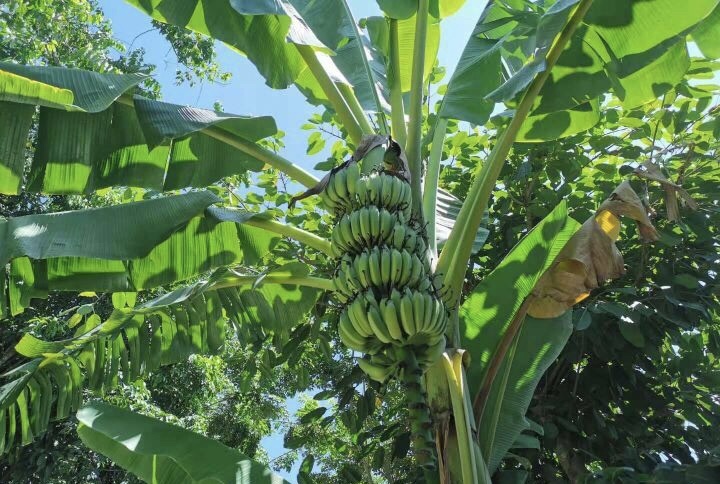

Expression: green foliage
xmin=1 ymin=1 xmax=719 ymax=483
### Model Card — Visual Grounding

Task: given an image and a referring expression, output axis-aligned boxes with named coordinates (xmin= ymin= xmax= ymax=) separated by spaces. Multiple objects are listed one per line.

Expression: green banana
xmin=381 ymin=299 xmax=404 ymax=342
xmin=368 ymin=249 xmax=382 ymax=287
xmin=348 ymin=299 xmax=373 ymax=337
xmin=406 ymin=254 xmax=424 ymax=288
xmin=359 ymin=207 xmax=371 ymax=244
xmin=398 ymin=250 xmax=413 ymax=287
xmin=357 ymin=356 xmax=394 ymax=383
xmin=423 ymin=293 xmax=434 ymax=333
xmin=390 ymin=249 xmax=403 ymax=286
xmin=334 ymin=168 xmax=348 ymax=203
xmin=412 ymin=291 xmax=426 ymax=334
xmin=345 ymin=161 xmax=360 ymax=199
xmin=349 ymin=210 xmax=363 ymax=246
xmin=368 ymin=205 xmax=380 ymax=244
xmin=356 ymin=177 xmax=368 ymax=206
xmin=380 ymin=249 xmax=392 ymax=288
xmin=356 ymin=252 xmax=370 ymax=287
xmin=399 ymin=290 xmax=417 ymax=336
xmin=368 ymin=304 xmax=394 ymax=344
xmin=380 ymin=210 xmax=395 ymax=242
xmin=338 ymin=310 xmax=368 ymax=352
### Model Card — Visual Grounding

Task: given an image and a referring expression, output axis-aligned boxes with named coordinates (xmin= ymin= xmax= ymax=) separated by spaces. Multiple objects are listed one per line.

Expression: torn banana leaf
xmin=529 ymin=181 xmax=659 ymax=318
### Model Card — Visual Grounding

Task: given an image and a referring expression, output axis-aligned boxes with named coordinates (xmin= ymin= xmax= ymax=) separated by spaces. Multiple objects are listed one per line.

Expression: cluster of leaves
xmin=437 ymin=58 xmax=720 ymax=481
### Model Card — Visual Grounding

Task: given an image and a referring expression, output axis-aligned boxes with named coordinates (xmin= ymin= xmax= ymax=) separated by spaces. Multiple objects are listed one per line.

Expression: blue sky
xmin=96 ymin=1 xmax=488 ymax=481
xmin=98 ymin=0 xmax=488 ymax=178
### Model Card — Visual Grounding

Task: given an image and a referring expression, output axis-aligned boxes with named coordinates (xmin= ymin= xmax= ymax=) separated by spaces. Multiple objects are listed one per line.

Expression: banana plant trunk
xmin=427 ymin=350 xmax=491 ymax=484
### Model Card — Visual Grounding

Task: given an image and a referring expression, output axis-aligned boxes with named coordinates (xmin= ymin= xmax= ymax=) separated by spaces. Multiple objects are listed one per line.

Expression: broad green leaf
xmin=0 ymin=363 xmax=38 ymax=411
xmin=134 ymin=96 xmax=276 ymax=148
xmin=438 ymin=34 xmax=502 ymax=125
xmin=0 ymin=69 xmax=74 ymax=110
xmin=77 ymin=402 xmax=289 ymax=484
xmin=0 ymin=63 xmax=281 ymax=194
xmin=25 ymin=95 xmax=275 ymax=193
xmin=692 ymin=4 xmax=720 ymax=59
xmin=534 ymin=0 xmax=719 ymax=112
xmin=430 ymin=0 xmax=467 ymax=19
xmin=608 ymin=40 xmax=690 ymax=109
xmin=0 ymin=62 xmax=145 ymax=112
xmin=2 ymin=263 xmax=321 ymax=453
xmin=124 ymin=0 xmax=347 ymax=108
xmin=486 ymin=0 xmax=582 ymax=103
xmin=479 ymin=312 xmax=573 ymax=472
xmin=460 ymin=201 xmax=580 ymax=394
xmin=1 ymin=193 xmax=278 ymax=313
xmin=444 ymin=0 xmax=719 ymax=140
xmin=517 ymin=98 xmax=600 ymax=142
xmin=0 ymin=191 xmax=219 ymax=267
xmin=0 ymin=102 xmax=34 ymax=194
xmin=377 ymin=0 xmax=466 ymax=20
xmin=376 ymin=0 xmax=417 ymax=19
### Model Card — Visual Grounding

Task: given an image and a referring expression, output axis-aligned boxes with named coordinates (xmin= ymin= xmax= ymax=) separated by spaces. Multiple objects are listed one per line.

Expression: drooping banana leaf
xmin=77 ymin=402 xmax=290 ymax=484
xmin=376 ymin=0 xmax=467 ymax=20
xmin=692 ymin=3 xmax=720 ymax=59
xmin=124 ymin=0 xmax=348 ymax=109
xmin=2 ymin=263 xmax=325 ymax=455
xmin=364 ymin=14 xmax=441 ymax=94
xmin=0 ymin=63 xmax=280 ymax=194
xmin=0 ymin=191 xmax=278 ymax=315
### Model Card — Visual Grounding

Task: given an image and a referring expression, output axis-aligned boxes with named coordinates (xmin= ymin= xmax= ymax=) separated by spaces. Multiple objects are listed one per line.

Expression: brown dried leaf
xmin=528 ymin=182 xmax=657 ymax=319
xmin=634 ymin=160 xmax=698 ymax=222
xmin=598 ymin=181 xmax=659 ymax=242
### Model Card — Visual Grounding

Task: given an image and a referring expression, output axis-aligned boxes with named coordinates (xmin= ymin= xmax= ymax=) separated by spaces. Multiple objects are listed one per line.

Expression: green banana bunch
xmin=322 ymin=145 xmax=445 ymax=471
xmin=330 ymin=211 xmax=431 ymax=259
xmin=333 ymin=247 xmax=432 ymax=297
xmin=362 ymin=172 xmax=412 ymax=217
xmin=320 ymin=161 xmax=361 ymax=214
xmin=337 ymin=289 xmax=447 ymax=359
xmin=320 ymin=164 xmax=412 ymax=218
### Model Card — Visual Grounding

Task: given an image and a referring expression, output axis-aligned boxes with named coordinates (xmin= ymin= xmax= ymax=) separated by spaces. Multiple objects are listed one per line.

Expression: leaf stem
xmin=388 ymin=19 xmax=407 ymax=146
xmin=295 ymin=45 xmax=365 ymax=145
xmin=203 ymin=127 xmax=319 ymax=188
xmin=423 ymin=118 xmax=448 ymax=260
xmin=339 ymin=0 xmax=389 ymax=134
xmin=244 ymin=217 xmax=333 ymax=256
xmin=212 ymin=274 xmax=334 ymax=292
xmin=338 ymin=83 xmax=375 ymax=135
xmin=441 ymin=352 xmax=479 ymax=484
xmin=436 ymin=0 xmax=595 ymax=307
xmin=406 ymin=0 xmax=431 ymax=219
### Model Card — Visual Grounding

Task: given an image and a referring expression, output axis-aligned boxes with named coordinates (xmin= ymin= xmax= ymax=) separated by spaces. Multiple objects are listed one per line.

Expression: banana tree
xmin=1 ymin=0 xmax=718 ymax=482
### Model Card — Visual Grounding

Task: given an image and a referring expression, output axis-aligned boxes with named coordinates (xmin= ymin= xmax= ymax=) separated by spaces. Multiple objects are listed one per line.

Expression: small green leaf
xmin=618 ymin=321 xmax=645 ymax=348
xmin=674 ymin=273 xmax=700 ymax=289
xmin=300 ymin=407 xmax=327 ymax=424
